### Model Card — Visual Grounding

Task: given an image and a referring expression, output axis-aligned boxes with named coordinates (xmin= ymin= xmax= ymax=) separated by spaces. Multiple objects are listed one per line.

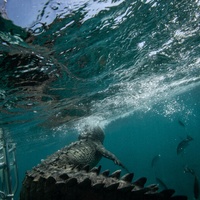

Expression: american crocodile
xmin=20 ymin=126 xmax=187 ymax=200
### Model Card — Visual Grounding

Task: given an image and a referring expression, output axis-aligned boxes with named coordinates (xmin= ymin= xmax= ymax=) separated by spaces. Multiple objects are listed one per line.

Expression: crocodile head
xmin=78 ymin=126 xmax=105 ymax=144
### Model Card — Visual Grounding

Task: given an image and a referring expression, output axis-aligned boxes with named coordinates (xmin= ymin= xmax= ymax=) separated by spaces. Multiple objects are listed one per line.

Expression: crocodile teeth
xmin=38 ymin=176 xmax=46 ymax=182
xmin=46 ymin=176 xmax=56 ymax=185
xmin=92 ymin=182 xmax=104 ymax=190
xmin=33 ymin=175 xmax=40 ymax=182
xmin=78 ymin=178 xmax=91 ymax=188
xmin=146 ymin=184 xmax=159 ymax=193
xmin=106 ymin=182 xmax=119 ymax=190
xmin=101 ymin=170 xmax=110 ymax=177
xmin=90 ymin=165 xmax=101 ymax=175
xmin=118 ymin=185 xmax=134 ymax=192
xmin=56 ymin=180 xmax=65 ymax=186
xmin=29 ymin=171 xmax=38 ymax=178
xmin=109 ymin=170 xmax=121 ymax=179
xmin=131 ymin=188 xmax=147 ymax=195
xmin=121 ymin=173 xmax=134 ymax=182
xmin=59 ymin=173 xmax=69 ymax=180
xmin=133 ymin=177 xmax=147 ymax=189
xmin=82 ymin=165 xmax=90 ymax=172
xmin=66 ymin=177 xmax=77 ymax=186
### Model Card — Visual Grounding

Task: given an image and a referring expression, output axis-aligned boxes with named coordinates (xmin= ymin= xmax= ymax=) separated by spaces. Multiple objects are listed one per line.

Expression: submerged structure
xmin=20 ymin=126 xmax=187 ymax=200
xmin=0 ymin=128 xmax=18 ymax=200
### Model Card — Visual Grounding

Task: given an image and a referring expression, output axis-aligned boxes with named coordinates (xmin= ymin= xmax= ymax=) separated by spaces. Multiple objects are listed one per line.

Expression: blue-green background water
xmin=1 ymin=0 xmax=200 ymax=199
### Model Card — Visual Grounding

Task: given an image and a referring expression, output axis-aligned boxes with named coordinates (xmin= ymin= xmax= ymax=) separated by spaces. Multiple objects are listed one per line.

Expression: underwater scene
xmin=0 ymin=0 xmax=200 ymax=199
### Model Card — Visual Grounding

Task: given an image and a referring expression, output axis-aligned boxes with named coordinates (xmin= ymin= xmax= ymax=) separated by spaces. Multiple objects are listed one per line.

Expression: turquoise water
xmin=1 ymin=0 xmax=200 ymax=199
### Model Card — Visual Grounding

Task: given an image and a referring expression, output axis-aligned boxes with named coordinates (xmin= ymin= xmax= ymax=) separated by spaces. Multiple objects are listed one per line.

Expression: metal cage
xmin=0 ymin=128 xmax=18 ymax=200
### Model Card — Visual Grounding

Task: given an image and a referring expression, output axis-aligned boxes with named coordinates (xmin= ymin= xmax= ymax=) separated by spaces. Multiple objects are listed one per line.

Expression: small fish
xmin=177 ymin=135 xmax=193 ymax=155
xmin=151 ymin=154 xmax=161 ymax=168
xmin=178 ymin=119 xmax=185 ymax=128
xmin=184 ymin=166 xmax=195 ymax=175
xmin=184 ymin=166 xmax=199 ymax=199
xmin=155 ymin=177 xmax=168 ymax=190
